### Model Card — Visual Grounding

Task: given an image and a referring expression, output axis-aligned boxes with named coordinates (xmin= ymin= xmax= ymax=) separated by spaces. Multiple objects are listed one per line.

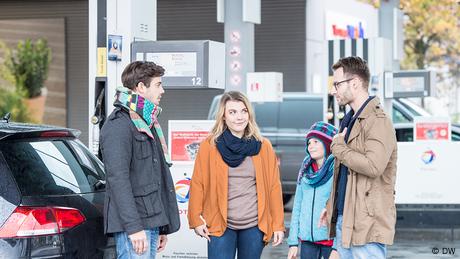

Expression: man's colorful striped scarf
xmin=114 ymin=86 xmax=171 ymax=164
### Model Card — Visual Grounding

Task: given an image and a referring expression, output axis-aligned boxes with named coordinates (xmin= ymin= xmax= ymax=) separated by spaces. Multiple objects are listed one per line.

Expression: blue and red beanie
xmin=305 ymin=121 xmax=338 ymax=157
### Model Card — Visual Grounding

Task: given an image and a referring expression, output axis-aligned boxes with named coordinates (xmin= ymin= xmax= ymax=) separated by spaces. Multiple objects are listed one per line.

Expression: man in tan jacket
xmin=319 ymin=56 xmax=397 ymax=259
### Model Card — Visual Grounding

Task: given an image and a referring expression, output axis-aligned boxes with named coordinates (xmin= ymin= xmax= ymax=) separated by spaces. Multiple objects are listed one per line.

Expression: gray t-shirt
xmin=227 ymin=156 xmax=258 ymax=230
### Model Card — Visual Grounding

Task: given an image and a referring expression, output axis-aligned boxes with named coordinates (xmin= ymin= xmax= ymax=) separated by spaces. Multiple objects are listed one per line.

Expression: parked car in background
xmin=392 ymin=98 xmax=460 ymax=141
xmin=394 ymin=122 xmax=460 ymax=142
xmin=208 ymin=95 xmax=456 ymax=202
xmin=0 ymin=119 xmax=115 ymax=258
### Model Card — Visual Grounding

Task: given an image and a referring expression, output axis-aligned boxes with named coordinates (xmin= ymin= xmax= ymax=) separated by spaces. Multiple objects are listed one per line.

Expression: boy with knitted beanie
xmin=287 ymin=121 xmax=339 ymax=259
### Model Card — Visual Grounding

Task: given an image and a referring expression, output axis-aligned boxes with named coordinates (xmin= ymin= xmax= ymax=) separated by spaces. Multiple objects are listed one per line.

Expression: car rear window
xmin=278 ymin=98 xmax=323 ymax=133
xmin=393 ymin=107 xmax=411 ymax=123
xmin=253 ymin=102 xmax=279 ymax=131
xmin=452 ymin=132 xmax=460 ymax=141
xmin=395 ymin=128 xmax=414 ymax=142
xmin=0 ymin=139 xmax=105 ymax=196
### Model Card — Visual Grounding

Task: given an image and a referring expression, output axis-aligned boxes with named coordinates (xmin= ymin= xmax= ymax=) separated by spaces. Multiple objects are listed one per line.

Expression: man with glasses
xmin=319 ymin=56 xmax=397 ymax=259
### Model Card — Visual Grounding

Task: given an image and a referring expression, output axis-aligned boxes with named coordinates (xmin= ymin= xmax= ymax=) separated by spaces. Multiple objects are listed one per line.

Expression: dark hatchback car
xmin=0 ymin=120 xmax=115 ymax=258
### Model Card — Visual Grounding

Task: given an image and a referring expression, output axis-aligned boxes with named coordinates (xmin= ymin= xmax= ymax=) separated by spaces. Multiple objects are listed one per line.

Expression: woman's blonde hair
xmin=209 ymin=91 xmax=262 ymax=144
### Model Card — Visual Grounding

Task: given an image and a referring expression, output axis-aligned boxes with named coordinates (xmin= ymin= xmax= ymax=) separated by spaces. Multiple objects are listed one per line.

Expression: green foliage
xmin=0 ymin=86 xmax=30 ymax=123
xmin=4 ymin=38 xmax=52 ymax=98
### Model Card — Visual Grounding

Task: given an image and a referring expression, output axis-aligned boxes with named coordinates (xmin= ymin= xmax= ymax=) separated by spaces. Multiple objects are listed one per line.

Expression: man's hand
xmin=287 ymin=246 xmax=298 ymax=259
xmin=129 ymin=230 xmax=148 ymax=255
xmin=157 ymin=235 xmax=168 ymax=252
xmin=194 ymin=224 xmax=211 ymax=241
xmin=334 ymin=127 xmax=347 ymax=140
xmin=272 ymin=231 xmax=284 ymax=247
xmin=318 ymin=208 xmax=328 ymax=227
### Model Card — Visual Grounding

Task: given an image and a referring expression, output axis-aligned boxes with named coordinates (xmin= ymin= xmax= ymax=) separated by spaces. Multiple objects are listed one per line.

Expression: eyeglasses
xmin=333 ymin=78 xmax=354 ymax=91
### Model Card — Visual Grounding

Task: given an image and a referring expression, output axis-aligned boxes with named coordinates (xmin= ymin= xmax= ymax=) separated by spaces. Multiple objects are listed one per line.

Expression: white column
xmin=220 ymin=0 xmax=260 ymax=93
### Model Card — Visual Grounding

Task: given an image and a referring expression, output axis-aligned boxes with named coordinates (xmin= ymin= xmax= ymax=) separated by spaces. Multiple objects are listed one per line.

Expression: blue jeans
xmin=114 ymin=228 xmax=159 ymax=259
xmin=208 ymin=226 xmax=265 ymax=259
xmin=335 ymin=215 xmax=386 ymax=259
xmin=300 ymin=241 xmax=332 ymax=259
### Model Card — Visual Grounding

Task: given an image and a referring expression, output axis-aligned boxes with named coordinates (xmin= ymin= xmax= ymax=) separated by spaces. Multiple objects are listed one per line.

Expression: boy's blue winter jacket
xmin=287 ymin=166 xmax=334 ymax=246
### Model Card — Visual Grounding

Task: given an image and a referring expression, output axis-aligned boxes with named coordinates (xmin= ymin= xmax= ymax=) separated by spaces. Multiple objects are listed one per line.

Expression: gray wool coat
xmin=100 ymin=106 xmax=180 ymax=236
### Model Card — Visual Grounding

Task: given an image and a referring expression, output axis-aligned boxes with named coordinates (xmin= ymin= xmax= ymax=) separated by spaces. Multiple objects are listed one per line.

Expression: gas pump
xmin=88 ymin=0 xmax=226 ymax=156
xmin=90 ymin=87 xmax=105 ymax=158
xmin=88 ymin=0 xmax=157 ymax=155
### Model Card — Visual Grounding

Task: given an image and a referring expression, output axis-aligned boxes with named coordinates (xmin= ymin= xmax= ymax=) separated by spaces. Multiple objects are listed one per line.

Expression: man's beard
xmin=337 ymin=96 xmax=350 ymax=106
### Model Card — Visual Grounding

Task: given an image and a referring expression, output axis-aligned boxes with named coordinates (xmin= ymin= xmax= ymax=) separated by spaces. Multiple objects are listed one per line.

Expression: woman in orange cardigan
xmin=188 ymin=91 xmax=285 ymax=259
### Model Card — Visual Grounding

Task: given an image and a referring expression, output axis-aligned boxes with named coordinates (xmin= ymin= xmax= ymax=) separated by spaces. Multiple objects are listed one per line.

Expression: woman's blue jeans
xmin=208 ymin=226 xmax=265 ymax=259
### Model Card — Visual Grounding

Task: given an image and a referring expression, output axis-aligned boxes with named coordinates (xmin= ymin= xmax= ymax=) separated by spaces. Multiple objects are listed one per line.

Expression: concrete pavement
xmin=261 ymin=212 xmax=460 ymax=259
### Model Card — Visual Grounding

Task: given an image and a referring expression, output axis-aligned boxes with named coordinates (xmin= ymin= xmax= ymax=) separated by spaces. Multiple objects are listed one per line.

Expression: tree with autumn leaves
xmin=401 ymin=0 xmax=459 ymax=71
xmin=400 ymin=0 xmax=460 ymax=119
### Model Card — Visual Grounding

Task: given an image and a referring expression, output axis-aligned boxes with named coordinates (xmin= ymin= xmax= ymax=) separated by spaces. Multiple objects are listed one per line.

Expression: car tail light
xmin=0 ymin=206 xmax=85 ymax=238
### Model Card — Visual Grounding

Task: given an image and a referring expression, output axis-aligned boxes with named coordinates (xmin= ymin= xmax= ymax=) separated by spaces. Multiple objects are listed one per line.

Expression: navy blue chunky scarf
xmin=216 ymin=129 xmax=262 ymax=167
xmin=298 ymin=154 xmax=335 ymax=187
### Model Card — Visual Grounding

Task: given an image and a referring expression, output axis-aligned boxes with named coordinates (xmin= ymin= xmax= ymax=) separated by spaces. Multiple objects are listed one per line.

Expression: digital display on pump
xmin=146 ymin=52 xmax=197 ymax=77
xmin=131 ymin=40 xmax=225 ymax=89
xmin=384 ymin=70 xmax=434 ymax=98
xmin=393 ymin=76 xmax=425 ymax=93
